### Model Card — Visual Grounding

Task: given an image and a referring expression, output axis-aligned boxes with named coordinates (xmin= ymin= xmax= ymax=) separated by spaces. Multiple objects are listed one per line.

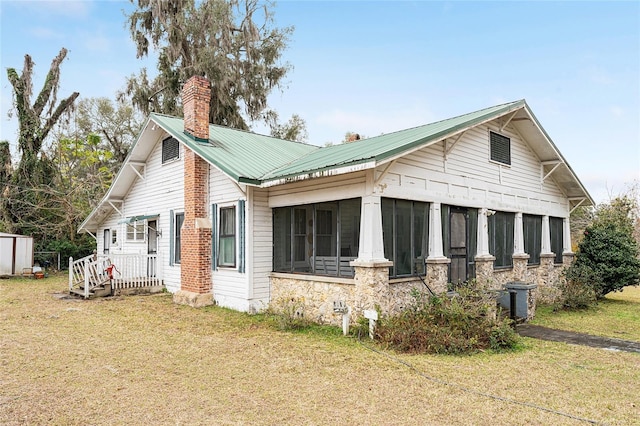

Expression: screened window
xmin=272 ymin=198 xmax=360 ymax=277
xmin=550 ymin=216 xmax=564 ymax=264
xmin=490 ymin=131 xmax=511 ymax=165
xmin=381 ymin=198 xmax=429 ymax=277
xmin=174 ymin=213 xmax=184 ymax=264
xmin=126 ymin=221 xmax=145 ymax=241
xmin=219 ymin=207 xmax=236 ymax=267
xmin=111 ymin=230 xmax=118 ymax=245
xmin=162 ymin=136 xmax=180 ymax=163
xmin=489 ymin=211 xmax=515 ymax=268
xmin=523 ymin=214 xmax=542 ymax=265
xmin=315 ymin=205 xmax=336 ymax=256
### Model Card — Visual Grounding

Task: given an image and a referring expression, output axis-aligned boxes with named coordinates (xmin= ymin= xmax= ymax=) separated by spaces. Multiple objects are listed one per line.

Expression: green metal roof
xmin=261 ymin=100 xmax=526 ymax=182
xmin=150 ymin=113 xmax=319 ymax=184
xmin=153 ymin=100 xmax=526 ymax=186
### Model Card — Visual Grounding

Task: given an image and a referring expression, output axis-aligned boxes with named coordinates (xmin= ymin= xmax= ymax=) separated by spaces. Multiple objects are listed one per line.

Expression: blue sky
xmin=1 ymin=0 xmax=639 ymax=204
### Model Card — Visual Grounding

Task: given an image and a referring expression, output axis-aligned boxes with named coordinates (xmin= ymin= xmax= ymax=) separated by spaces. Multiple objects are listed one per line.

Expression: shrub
xmin=554 ymin=273 xmax=597 ymax=311
xmin=376 ymin=288 xmax=519 ymax=355
xmin=566 ymin=222 xmax=640 ymax=299
xmin=265 ymin=296 xmax=311 ymax=331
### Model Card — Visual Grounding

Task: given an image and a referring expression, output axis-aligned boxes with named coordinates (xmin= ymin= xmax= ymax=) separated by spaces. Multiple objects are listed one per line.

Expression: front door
xmin=103 ymin=229 xmax=110 ymax=254
xmin=147 ymin=220 xmax=158 ymax=277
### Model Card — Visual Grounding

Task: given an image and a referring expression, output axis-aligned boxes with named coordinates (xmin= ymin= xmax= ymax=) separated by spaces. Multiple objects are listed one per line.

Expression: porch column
xmin=426 ymin=202 xmax=449 ymax=293
xmin=475 ymin=208 xmax=495 ymax=288
xmin=356 ymin=195 xmax=386 ymax=262
xmin=352 ymin=194 xmax=393 ymax=317
xmin=476 ymin=208 xmax=492 ymax=258
xmin=562 ymin=217 xmax=575 ymax=266
xmin=541 ymin=215 xmax=552 ymax=255
xmin=512 ymin=212 xmax=529 ymax=282
xmin=514 ymin=212 xmax=525 ymax=255
xmin=562 ymin=217 xmax=573 ymax=255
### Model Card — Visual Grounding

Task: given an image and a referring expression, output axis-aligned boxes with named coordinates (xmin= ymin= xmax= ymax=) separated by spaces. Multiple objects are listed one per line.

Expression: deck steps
xmin=69 ymin=281 xmax=112 ymax=299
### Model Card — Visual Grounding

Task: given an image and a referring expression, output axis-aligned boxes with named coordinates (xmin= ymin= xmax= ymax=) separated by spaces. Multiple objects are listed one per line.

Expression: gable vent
xmin=490 ymin=131 xmax=511 ymax=165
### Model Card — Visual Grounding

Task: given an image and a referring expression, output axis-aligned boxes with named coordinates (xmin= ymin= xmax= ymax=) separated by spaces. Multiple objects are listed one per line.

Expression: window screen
xmin=490 ymin=131 xmax=511 ymax=165
xmin=489 ymin=211 xmax=515 ymax=268
xmin=550 ymin=216 xmax=564 ymax=264
xmin=272 ymin=199 xmax=361 ymax=277
xmin=381 ymin=198 xmax=429 ymax=278
xmin=162 ymin=137 xmax=180 ymax=163
xmin=523 ymin=214 xmax=542 ymax=265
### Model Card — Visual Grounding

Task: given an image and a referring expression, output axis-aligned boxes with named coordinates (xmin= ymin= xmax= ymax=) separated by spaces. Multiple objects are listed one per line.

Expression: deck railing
xmin=69 ymin=253 xmax=163 ymax=297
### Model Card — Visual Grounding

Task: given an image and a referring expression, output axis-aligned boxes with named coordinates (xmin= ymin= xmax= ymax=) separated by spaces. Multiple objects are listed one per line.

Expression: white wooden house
xmin=78 ymin=76 xmax=592 ymax=323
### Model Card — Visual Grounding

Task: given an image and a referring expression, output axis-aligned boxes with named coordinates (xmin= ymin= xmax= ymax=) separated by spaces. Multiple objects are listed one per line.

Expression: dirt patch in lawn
xmin=1 ymin=275 xmax=639 ymax=425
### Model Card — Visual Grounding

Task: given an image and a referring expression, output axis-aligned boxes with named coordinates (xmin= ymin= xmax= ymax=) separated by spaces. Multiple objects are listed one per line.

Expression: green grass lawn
xmin=532 ymin=286 xmax=640 ymax=341
xmin=1 ymin=274 xmax=639 ymax=425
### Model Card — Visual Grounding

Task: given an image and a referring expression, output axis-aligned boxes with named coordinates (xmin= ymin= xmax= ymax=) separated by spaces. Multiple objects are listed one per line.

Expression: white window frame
xmin=218 ymin=205 xmax=237 ymax=268
xmin=126 ymin=220 xmax=146 ymax=242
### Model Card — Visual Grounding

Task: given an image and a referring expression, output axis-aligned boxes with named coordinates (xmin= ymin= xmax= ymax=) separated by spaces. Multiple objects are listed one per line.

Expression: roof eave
xmin=521 ymin=103 xmax=595 ymax=207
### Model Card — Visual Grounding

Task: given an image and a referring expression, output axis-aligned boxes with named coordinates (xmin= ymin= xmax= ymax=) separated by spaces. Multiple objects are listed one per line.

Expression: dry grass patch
xmin=533 ymin=285 xmax=640 ymax=341
xmin=1 ymin=274 xmax=639 ymax=425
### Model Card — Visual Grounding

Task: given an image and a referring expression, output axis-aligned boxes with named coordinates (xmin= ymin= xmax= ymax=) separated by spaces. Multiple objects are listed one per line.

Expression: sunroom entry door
xmin=448 ymin=208 xmax=469 ymax=286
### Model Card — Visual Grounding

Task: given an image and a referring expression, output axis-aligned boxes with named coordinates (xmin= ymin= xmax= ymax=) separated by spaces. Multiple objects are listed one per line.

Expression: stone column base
xmin=426 ymin=257 xmax=450 ymax=294
xmin=173 ymin=290 xmax=214 ymax=308
xmin=474 ymin=255 xmax=496 ymax=289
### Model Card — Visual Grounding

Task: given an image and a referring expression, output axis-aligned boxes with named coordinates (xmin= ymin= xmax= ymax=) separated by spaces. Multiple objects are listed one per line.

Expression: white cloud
xmin=610 ymin=105 xmax=625 ymax=117
xmin=29 ymin=26 xmax=64 ymax=39
xmin=29 ymin=1 xmax=91 ymax=19
xmin=586 ymin=66 xmax=615 ymax=86
xmin=83 ymin=34 xmax=111 ymax=53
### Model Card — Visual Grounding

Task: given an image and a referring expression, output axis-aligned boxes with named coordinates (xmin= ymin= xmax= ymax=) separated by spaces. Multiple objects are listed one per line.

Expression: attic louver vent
xmin=162 ymin=136 xmax=180 ymax=164
xmin=490 ymin=131 xmax=511 ymax=165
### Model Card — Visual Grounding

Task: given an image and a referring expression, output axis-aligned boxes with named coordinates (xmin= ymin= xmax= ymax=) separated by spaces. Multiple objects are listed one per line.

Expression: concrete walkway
xmin=517 ymin=324 xmax=640 ymax=354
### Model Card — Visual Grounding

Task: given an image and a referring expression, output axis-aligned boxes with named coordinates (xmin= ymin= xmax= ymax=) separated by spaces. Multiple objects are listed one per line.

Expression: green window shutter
xmin=238 ymin=199 xmax=246 ymax=273
xmin=169 ymin=210 xmax=174 ymax=266
xmin=211 ymin=204 xmax=218 ymax=271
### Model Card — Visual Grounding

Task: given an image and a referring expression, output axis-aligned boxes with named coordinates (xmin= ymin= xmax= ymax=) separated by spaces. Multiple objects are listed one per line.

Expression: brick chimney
xmin=182 ymin=75 xmax=210 ymax=141
xmin=174 ymin=75 xmax=214 ymax=308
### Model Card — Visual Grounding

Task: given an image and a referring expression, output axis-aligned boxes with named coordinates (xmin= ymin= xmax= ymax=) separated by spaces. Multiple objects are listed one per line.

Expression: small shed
xmin=0 ymin=232 xmax=34 ymax=276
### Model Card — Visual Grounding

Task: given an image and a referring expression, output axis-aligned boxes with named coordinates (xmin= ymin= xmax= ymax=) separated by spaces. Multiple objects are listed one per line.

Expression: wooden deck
xmin=69 ymin=253 xmax=163 ymax=298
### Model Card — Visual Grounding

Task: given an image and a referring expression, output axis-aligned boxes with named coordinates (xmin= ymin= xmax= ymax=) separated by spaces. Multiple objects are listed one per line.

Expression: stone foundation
xmin=270 ymin=274 xmax=356 ymax=325
xmin=173 ymin=290 xmax=214 ymax=308
xmin=269 ymin=251 xmax=572 ymax=326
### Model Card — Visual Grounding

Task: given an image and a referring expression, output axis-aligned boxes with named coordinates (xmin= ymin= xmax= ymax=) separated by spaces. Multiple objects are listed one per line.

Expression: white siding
xmin=250 ymin=187 xmax=272 ymax=308
xmin=376 ymin=121 xmax=569 ymax=217
xmin=209 ymin=167 xmax=250 ymax=310
xmin=268 ymin=172 xmax=367 ymax=208
xmin=96 ymin=132 xmax=185 ymax=292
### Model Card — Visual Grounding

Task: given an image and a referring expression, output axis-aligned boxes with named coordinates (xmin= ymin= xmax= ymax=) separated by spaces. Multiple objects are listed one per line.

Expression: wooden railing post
xmin=69 ymin=257 xmax=74 ymax=291
xmin=84 ymin=260 xmax=90 ymax=298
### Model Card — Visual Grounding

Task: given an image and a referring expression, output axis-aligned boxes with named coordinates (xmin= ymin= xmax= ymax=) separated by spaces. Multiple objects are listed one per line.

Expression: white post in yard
xmin=364 ymin=309 xmax=378 ymax=339
xmin=342 ymin=307 xmax=351 ymax=336
xmin=68 ymin=257 xmax=73 ymax=291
